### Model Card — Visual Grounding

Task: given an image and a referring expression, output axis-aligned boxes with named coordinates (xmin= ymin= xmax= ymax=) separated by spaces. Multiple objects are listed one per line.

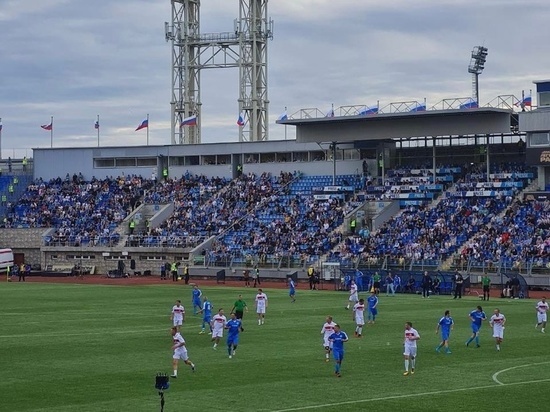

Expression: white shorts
xmin=349 ymin=293 xmax=358 ymax=303
xmin=355 ymin=315 xmax=365 ymax=326
xmin=212 ymin=328 xmax=223 ymax=338
xmin=173 ymin=347 xmax=189 ymax=361
xmin=323 ymin=336 xmax=333 ymax=349
xmin=538 ymin=312 xmax=547 ymax=323
xmin=173 ymin=318 xmax=183 ymax=327
xmin=257 ymin=307 xmax=266 ymax=314
xmin=403 ymin=345 xmax=417 ymax=357
xmin=493 ymin=327 xmax=504 ymax=339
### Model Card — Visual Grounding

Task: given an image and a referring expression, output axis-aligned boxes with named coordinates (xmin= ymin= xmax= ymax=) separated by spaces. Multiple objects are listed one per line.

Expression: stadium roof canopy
xmin=278 ymin=108 xmax=515 ymax=144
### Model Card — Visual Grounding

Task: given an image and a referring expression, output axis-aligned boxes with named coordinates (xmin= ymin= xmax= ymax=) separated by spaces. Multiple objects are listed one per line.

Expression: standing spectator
xmin=328 ymin=324 xmax=349 ymax=377
xmin=435 ymin=310 xmax=454 ymax=354
xmin=18 ymin=262 xmax=25 ymax=282
xmin=8 ymin=157 xmax=12 ymax=172
xmin=481 ymin=273 xmax=491 ymax=301
xmin=183 ymin=264 xmax=190 ymax=285
xmin=510 ymin=276 xmax=520 ymax=299
xmin=253 ymin=266 xmax=261 ymax=287
xmin=308 ymin=266 xmax=315 ymax=290
xmin=489 ymin=308 xmax=506 ymax=351
xmin=171 ymin=261 xmax=178 ymax=282
xmin=225 ymin=312 xmax=244 ymax=359
xmin=22 ymin=156 xmax=28 ymax=171
xmin=535 ymin=297 xmax=549 ymax=333
xmin=385 ymin=272 xmax=395 ymax=296
xmin=421 ymin=271 xmax=432 ymax=298
xmin=393 ymin=273 xmax=401 ymax=293
xmin=349 ymin=217 xmax=356 ymax=235
xmin=170 ymin=327 xmax=195 ymax=378
xmin=129 ymin=219 xmax=135 ymax=235
xmin=160 ymin=262 xmax=167 ymax=280
xmin=453 ymin=271 xmax=464 ymax=299
xmin=255 ymin=288 xmax=268 ymax=325
xmin=243 ymin=269 xmax=251 ymax=287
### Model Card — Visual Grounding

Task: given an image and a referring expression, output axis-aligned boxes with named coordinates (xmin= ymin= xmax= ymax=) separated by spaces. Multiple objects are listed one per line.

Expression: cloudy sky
xmin=0 ymin=0 xmax=548 ymax=157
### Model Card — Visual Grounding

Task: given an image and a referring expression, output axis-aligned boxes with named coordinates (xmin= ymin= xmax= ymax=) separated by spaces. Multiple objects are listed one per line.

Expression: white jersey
xmin=353 ymin=302 xmax=365 ymax=325
xmin=404 ymin=327 xmax=420 ymax=348
xmin=172 ymin=332 xmax=188 ymax=360
xmin=255 ymin=293 xmax=268 ymax=309
xmin=349 ymin=284 xmax=358 ymax=302
xmin=321 ymin=321 xmax=337 ymax=346
xmin=536 ymin=301 xmax=549 ymax=314
xmin=211 ymin=314 xmax=227 ymax=333
xmin=172 ymin=304 xmax=185 ymax=321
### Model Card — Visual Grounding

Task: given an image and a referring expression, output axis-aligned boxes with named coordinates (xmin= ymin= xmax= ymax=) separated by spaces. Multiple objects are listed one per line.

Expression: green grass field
xmin=0 ymin=282 xmax=548 ymax=412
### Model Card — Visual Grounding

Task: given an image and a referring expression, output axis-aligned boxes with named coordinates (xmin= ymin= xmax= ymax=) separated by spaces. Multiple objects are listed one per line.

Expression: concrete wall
xmin=0 ymin=229 xmax=45 ymax=266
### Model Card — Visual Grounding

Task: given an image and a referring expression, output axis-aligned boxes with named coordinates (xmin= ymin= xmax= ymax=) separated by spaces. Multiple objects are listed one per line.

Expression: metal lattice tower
xmin=165 ymin=0 xmax=273 ymax=144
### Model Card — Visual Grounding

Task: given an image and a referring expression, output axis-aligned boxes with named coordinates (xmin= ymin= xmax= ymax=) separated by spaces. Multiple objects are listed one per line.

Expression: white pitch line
xmin=268 ymin=378 xmax=550 ymax=412
xmin=0 ymin=328 xmax=167 ymax=339
xmin=491 ymin=361 xmax=550 ymax=385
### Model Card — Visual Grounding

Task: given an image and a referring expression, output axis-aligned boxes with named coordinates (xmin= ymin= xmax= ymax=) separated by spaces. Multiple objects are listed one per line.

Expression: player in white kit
xmin=255 ymin=289 xmax=268 ymax=325
xmin=403 ymin=321 xmax=420 ymax=376
xmin=489 ymin=308 xmax=506 ymax=351
xmin=170 ymin=327 xmax=195 ymax=378
xmin=211 ymin=308 xmax=227 ymax=349
xmin=535 ymin=297 xmax=548 ymax=333
xmin=353 ymin=299 xmax=365 ymax=338
xmin=170 ymin=300 xmax=185 ymax=331
xmin=321 ymin=315 xmax=337 ymax=362
xmin=346 ymin=280 xmax=358 ymax=310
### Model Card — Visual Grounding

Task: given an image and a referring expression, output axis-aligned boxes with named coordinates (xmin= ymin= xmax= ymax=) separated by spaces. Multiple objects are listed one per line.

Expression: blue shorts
xmin=441 ymin=331 xmax=450 ymax=341
xmin=369 ymin=308 xmax=378 ymax=316
xmin=289 ymin=288 xmax=295 ymax=296
xmin=471 ymin=323 xmax=481 ymax=333
xmin=193 ymin=299 xmax=201 ymax=307
xmin=203 ymin=315 xmax=211 ymax=324
xmin=227 ymin=335 xmax=239 ymax=346
xmin=333 ymin=350 xmax=344 ymax=362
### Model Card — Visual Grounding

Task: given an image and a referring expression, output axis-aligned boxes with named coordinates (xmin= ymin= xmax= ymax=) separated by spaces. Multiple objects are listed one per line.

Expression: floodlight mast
xmin=165 ymin=0 xmax=273 ymax=145
xmin=467 ymin=46 xmax=488 ymax=105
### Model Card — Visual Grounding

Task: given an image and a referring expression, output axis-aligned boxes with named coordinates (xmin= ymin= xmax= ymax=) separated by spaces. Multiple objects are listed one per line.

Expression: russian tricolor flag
xmin=237 ymin=112 xmax=245 ymax=126
xmin=135 ymin=118 xmax=148 ymax=131
xmin=41 ymin=123 xmax=53 ymax=131
xmin=181 ymin=115 xmax=197 ymax=126
xmin=521 ymin=95 xmax=532 ymax=107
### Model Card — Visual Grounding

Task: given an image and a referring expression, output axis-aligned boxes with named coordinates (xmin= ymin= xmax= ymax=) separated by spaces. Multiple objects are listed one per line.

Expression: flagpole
xmin=97 ymin=114 xmax=100 ymax=147
xmin=284 ymin=106 xmax=287 ymax=140
xmin=146 ymin=113 xmax=149 ymax=146
xmin=50 ymin=116 xmax=54 ymax=148
xmin=0 ymin=117 xmax=3 ymax=160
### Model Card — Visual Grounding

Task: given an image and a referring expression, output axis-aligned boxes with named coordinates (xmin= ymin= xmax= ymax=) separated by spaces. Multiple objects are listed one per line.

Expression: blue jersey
xmin=226 ymin=319 xmax=242 ymax=337
xmin=469 ymin=310 xmax=486 ymax=326
xmin=192 ymin=289 xmax=202 ymax=303
xmin=328 ymin=331 xmax=348 ymax=352
xmin=202 ymin=301 xmax=212 ymax=318
xmin=367 ymin=295 xmax=378 ymax=309
xmin=289 ymin=280 xmax=295 ymax=292
xmin=438 ymin=316 xmax=454 ymax=337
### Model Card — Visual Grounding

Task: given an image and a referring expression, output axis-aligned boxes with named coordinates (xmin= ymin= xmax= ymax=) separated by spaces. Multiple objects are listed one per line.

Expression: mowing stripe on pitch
xmin=268 ymin=378 xmax=550 ymax=412
xmin=0 ymin=328 xmax=167 ymax=339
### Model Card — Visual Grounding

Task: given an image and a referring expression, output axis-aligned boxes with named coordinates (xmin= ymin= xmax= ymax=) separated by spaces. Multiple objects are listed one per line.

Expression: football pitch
xmin=0 ymin=282 xmax=548 ymax=412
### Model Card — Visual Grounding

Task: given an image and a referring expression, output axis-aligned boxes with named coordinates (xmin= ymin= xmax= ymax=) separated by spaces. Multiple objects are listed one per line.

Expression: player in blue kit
xmin=225 ymin=312 xmax=244 ymax=359
xmin=198 ymin=296 xmax=213 ymax=334
xmin=289 ymin=278 xmax=296 ymax=303
xmin=367 ymin=290 xmax=379 ymax=324
xmin=466 ymin=305 xmax=487 ymax=348
xmin=192 ymin=285 xmax=202 ymax=315
xmin=435 ymin=310 xmax=454 ymax=354
xmin=328 ymin=324 xmax=349 ymax=377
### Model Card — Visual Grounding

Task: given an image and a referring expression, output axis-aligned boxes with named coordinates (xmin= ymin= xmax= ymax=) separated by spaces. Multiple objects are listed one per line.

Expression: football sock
xmin=228 ymin=346 xmax=232 ymax=356
xmin=325 ymin=353 xmax=329 ymax=359
xmin=411 ymin=359 xmax=416 ymax=369
xmin=475 ymin=336 xmax=480 ymax=345
xmin=466 ymin=337 xmax=474 ymax=345
xmin=173 ymin=370 xmax=177 ymax=376
xmin=358 ymin=327 xmax=362 ymax=335
xmin=404 ymin=360 xmax=409 ymax=371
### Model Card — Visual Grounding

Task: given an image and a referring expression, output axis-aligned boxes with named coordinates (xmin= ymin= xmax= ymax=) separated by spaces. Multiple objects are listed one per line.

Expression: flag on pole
xmin=409 ymin=103 xmax=426 ymax=112
xmin=237 ymin=112 xmax=245 ymax=126
xmin=41 ymin=122 xmax=53 ymax=130
xmin=135 ymin=118 xmax=148 ymax=131
xmin=95 ymin=120 xmax=100 ymax=129
xmin=0 ymin=120 xmax=3 ymax=131
xmin=459 ymin=99 xmax=478 ymax=109
xmin=515 ymin=94 xmax=532 ymax=107
xmin=325 ymin=108 xmax=335 ymax=118
xmin=277 ymin=111 xmax=288 ymax=122
xmin=181 ymin=114 xmax=197 ymax=126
